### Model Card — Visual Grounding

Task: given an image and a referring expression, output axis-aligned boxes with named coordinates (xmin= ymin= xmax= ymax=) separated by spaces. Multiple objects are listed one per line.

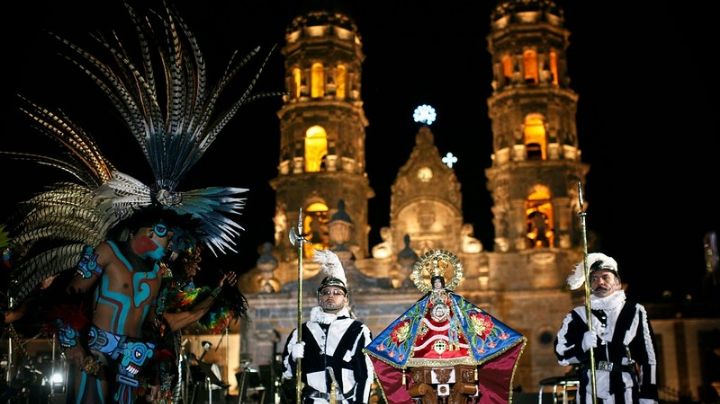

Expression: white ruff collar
xmin=590 ymin=290 xmax=626 ymax=311
xmin=310 ymin=306 xmax=350 ymax=324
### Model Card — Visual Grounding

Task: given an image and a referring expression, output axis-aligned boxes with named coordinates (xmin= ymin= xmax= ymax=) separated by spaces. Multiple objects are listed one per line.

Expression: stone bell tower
xmin=486 ymin=0 xmax=588 ymax=253
xmin=271 ymin=7 xmax=374 ymax=259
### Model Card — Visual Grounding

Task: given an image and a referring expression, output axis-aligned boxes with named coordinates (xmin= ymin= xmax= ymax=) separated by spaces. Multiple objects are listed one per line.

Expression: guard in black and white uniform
xmin=555 ymin=253 xmax=659 ymax=404
xmin=283 ymin=250 xmax=374 ymax=403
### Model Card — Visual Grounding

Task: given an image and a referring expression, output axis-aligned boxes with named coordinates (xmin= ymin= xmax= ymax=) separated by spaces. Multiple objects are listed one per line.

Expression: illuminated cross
xmin=442 ymin=152 xmax=458 ymax=168
xmin=413 ymin=104 xmax=436 ymax=125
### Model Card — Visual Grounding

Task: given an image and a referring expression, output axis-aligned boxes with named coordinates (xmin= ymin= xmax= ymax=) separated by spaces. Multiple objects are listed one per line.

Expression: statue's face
xmin=590 ymin=269 xmax=621 ymax=298
xmin=318 ymin=286 xmax=347 ymax=313
xmin=431 ymin=276 xmax=445 ymax=290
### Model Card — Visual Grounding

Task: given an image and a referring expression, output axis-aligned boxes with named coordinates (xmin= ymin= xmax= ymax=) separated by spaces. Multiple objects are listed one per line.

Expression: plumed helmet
xmin=318 ymin=276 xmax=348 ymax=294
xmin=313 ymin=249 xmax=348 ymax=294
xmin=567 ymin=252 xmax=619 ymax=290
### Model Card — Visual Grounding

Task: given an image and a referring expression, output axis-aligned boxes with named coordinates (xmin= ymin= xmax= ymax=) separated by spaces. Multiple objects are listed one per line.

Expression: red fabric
xmin=370 ymin=340 xmax=525 ymax=404
xmin=370 ymin=357 xmax=413 ymax=404
xmin=372 ymin=339 xmax=525 ymax=404
xmin=477 ymin=341 xmax=525 ymax=404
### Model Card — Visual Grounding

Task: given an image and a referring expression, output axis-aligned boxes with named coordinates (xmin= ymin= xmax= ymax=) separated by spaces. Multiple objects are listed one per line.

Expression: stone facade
xmin=238 ymin=0 xmax=587 ymax=392
xmin=231 ymin=1 xmax=720 ymax=401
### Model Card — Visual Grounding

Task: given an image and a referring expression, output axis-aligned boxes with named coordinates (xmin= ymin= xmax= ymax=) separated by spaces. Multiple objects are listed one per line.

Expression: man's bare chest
xmin=101 ymin=263 xmax=161 ymax=308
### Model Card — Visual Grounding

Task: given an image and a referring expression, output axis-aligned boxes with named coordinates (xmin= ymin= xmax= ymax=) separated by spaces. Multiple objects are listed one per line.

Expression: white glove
xmin=291 ymin=342 xmax=305 ymax=359
xmin=581 ymin=331 xmax=597 ymax=352
xmin=639 ymin=399 xmax=657 ymax=404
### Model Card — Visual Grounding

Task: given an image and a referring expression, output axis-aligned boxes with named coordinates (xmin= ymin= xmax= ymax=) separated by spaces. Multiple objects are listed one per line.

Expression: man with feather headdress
xmin=282 ymin=249 xmax=375 ymax=403
xmin=57 ymin=206 xmax=185 ymax=402
xmin=1 ymin=0 xmax=275 ymax=402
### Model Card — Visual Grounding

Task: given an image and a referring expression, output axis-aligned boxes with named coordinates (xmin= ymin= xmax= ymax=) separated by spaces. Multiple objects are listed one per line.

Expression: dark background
xmin=1 ymin=0 xmax=718 ymax=303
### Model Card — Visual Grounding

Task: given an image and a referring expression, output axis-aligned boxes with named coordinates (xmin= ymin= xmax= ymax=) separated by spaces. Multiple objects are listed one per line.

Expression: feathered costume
xmin=4 ymin=0 xmax=274 ymax=306
xmin=151 ymin=244 xmax=249 ymax=402
xmin=2 ymin=2 xmax=273 ymax=402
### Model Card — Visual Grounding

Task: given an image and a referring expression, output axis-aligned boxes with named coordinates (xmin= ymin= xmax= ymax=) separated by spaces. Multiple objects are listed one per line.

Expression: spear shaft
xmin=6 ymin=297 xmax=12 ymax=383
xmin=289 ymin=208 xmax=305 ymax=403
xmin=577 ymin=182 xmax=598 ymax=404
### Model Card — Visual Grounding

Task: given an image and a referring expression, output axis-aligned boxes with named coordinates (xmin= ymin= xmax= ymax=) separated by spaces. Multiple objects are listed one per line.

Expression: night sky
xmin=1 ymin=1 xmax=718 ymax=303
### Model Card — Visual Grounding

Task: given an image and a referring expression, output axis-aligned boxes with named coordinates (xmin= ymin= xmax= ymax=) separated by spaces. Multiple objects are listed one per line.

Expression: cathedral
xmin=221 ymin=0 xmax=720 ymax=401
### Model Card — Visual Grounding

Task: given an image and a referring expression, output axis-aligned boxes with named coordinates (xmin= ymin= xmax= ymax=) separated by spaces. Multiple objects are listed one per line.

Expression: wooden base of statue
xmin=408 ymin=365 xmax=479 ymax=404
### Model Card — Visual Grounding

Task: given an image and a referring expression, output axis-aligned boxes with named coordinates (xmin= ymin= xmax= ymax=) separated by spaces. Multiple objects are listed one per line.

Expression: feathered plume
xmin=3 ymin=2 xmax=277 ymax=303
xmin=567 ymin=252 xmax=619 ymax=290
xmin=45 ymin=2 xmax=277 ymax=254
xmin=2 ymin=97 xmax=121 ymax=303
xmin=313 ymin=249 xmax=347 ymax=286
xmin=0 ymin=225 xmax=9 ymax=250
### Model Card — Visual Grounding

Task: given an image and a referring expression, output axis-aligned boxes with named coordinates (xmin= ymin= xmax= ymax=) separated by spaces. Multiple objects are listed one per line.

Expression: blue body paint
xmin=97 ymin=241 xmax=159 ymax=334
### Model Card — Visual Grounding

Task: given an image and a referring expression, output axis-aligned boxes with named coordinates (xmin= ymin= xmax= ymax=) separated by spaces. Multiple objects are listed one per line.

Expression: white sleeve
xmin=282 ymin=328 xmax=299 ymax=380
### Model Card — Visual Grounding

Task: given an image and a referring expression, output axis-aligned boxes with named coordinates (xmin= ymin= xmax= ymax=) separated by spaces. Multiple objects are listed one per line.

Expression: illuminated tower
xmin=486 ymin=0 xmax=588 ymax=253
xmin=271 ymin=8 xmax=373 ymax=258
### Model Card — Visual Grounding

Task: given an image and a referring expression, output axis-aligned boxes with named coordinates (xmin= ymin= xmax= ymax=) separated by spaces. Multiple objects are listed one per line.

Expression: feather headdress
xmin=567 ymin=252 xmax=619 ymax=290
xmin=313 ymin=249 xmax=347 ymax=293
xmin=0 ymin=225 xmax=9 ymax=251
xmin=50 ymin=2 xmax=278 ymax=254
xmin=3 ymin=2 xmax=276 ymax=303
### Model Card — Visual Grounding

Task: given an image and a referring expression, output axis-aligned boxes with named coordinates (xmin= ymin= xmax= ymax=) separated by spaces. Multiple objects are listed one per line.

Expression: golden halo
xmin=411 ymin=249 xmax=464 ymax=293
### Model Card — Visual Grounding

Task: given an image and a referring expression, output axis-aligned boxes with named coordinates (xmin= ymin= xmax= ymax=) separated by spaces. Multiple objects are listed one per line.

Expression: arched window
xmin=305 ymin=126 xmax=328 ymax=172
xmin=311 ymin=63 xmax=325 ymax=98
xmin=523 ymin=49 xmax=539 ymax=84
xmin=523 ymin=113 xmax=547 ymax=160
xmin=525 ymin=185 xmax=554 ymax=248
xmin=292 ymin=67 xmax=302 ymax=98
xmin=549 ymin=49 xmax=559 ymax=86
xmin=304 ymin=201 xmax=329 ymax=257
xmin=335 ymin=64 xmax=347 ymax=99
xmin=501 ymin=54 xmax=513 ymax=83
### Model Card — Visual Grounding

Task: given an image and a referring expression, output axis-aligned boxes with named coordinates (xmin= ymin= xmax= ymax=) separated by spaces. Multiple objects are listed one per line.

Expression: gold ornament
xmin=410 ymin=249 xmax=464 ymax=293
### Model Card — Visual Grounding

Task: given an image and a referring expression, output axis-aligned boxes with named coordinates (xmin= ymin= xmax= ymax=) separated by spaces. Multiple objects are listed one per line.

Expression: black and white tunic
xmin=555 ymin=291 xmax=659 ymax=404
xmin=283 ymin=306 xmax=374 ymax=403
